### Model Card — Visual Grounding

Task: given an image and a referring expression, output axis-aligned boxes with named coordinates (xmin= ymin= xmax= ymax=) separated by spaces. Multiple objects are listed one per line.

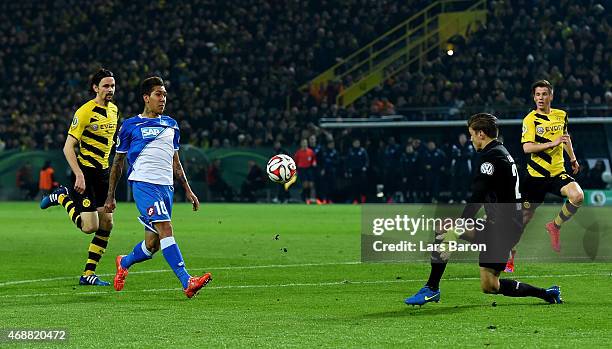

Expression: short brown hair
xmin=140 ymin=76 xmax=165 ymax=96
xmin=531 ymin=80 xmax=553 ymax=95
xmin=467 ymin=113 xmax=498 ymax=138
xmin=90 ymin=68 xmax=114 ymax=95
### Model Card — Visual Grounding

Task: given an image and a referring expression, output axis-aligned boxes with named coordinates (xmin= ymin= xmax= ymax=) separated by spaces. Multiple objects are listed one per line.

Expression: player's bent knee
xmin=103 ymin=220 xmax=114 ymax=231
xmin=570 ymin=190 xmax=584 ymax=206
xmin=81 ymin=225 xmax=97 ymax=234
xmin=479 ymin=272 xmax=500 ymax=294
xmin=80 ymin=212 xmax=99 ymax=234
xmin=155 ymin=222 xmax=173 ymax=238
xmin=146 ymin=241 xmax=159 ymax=254
xmin=99 ymin=219 xmax=113 ymax=231
xmin=480 ymin=281 xmax=499 ymax=294
xmin=97 ymin=212 xmax=113 ymax=230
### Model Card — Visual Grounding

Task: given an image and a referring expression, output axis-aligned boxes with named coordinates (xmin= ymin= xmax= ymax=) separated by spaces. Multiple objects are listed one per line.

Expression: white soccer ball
xmin=266 ymin=154 xmax=297 ymax=184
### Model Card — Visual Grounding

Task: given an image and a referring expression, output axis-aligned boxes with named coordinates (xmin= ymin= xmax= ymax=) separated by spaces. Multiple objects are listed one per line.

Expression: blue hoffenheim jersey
xmin=116 ymin=115 xmax=180 ymax=185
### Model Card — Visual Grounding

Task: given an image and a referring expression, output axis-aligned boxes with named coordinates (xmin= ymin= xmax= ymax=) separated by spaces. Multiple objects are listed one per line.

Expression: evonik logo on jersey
xmin=141 ymin=127 xmax=164 ymax=139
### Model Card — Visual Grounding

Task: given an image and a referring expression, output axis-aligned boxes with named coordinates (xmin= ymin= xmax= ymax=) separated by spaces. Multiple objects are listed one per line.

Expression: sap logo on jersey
xmin=141 ymin=127 xmax=164 ymax=139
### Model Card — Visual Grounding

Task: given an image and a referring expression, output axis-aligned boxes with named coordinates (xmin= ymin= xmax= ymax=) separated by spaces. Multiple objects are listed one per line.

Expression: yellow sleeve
xmin=563 ymin=111 xmax=568 ymax=134
xmin=67 ymin=108 xmax=90 ymax=140
xmin=521 ymin=114 xmax=535 ymax=144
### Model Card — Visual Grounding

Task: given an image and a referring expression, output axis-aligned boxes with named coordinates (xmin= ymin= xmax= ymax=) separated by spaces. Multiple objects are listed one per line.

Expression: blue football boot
xmin=40 ymin=186 xmax=69 ymax=209
xmin=404 ymin=286 xmax=441 ymax=306
xmin=545 ymin=285 xmax=563 ymax=304
xmin=79 ymin=275 xmax=111 ymax=286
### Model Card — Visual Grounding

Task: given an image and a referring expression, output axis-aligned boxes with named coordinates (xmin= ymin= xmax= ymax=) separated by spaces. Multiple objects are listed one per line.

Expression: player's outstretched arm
xmin=63 ymin=135 xmax=86 ymax=194
xmin=173 ymin=152 xmax=200 ymax=211
xmin=104 ymin=152 xmax=126 ymax=213
xmin=522 ymin=135 xmax=569 ymax=154
xmin=562 ymin=135 xmax=580 ymax=174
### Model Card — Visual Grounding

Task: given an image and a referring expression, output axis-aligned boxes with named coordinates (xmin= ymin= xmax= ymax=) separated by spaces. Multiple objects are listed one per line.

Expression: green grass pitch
xmin=0 ymin=202 xmax=610 ymax=348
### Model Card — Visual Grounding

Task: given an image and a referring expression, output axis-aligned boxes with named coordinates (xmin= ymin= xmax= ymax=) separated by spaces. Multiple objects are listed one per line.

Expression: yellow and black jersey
xmin=521 ymin=108 xmax=568 ymax=177
xmin=68 ymin=99 xmax=118 ymax=169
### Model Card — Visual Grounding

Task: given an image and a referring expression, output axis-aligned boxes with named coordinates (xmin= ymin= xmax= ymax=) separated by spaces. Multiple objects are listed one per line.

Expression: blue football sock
xmin=121 ymin=241 xmax=153 ymax=269
xmin=161 ymin=236 xmax=191 ymax=288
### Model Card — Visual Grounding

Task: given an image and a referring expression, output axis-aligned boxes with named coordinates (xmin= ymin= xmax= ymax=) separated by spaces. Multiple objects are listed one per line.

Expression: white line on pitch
xmin=0 ymin=261 xmax=361 ymax=287
xmin=0 ymin=272 xmax=608 ymax=299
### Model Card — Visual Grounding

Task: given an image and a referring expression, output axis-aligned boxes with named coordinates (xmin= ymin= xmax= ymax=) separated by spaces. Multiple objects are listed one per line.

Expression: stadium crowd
xmin=361 ymin=0 xmax=612 ymax=120
xmin=1 ymin=0 xmax=610 ymax=153
xmin=1 ymin=0 xmax=611 ymax=202
xmin=0 ymin=0 xmax=430 ymax=152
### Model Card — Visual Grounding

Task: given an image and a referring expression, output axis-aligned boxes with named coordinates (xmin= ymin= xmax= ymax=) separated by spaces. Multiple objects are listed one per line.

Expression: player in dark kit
xmin=404 ymin=113 xmax=562 ymax=306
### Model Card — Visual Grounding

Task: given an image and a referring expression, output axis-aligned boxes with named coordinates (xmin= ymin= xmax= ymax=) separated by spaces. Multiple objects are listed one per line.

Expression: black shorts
xmin=70 ymin=163 xmax=110 ymax=212
xmin=297 ymin=167 xmax=314 ymax=182
xmin=477 ymin=221 xmax=523 ymax=272
xmin=521 ymin=172 xmax=575 ymax=209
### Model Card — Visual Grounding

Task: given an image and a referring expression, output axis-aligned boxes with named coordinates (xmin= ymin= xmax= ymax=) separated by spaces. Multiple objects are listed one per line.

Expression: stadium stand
xmin=0 ymin=0 xmax=610 ymax=202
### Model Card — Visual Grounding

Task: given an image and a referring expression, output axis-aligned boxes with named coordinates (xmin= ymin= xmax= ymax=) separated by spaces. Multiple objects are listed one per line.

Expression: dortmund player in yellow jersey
xmin=40 ymin=69 xmax=119 ymax=286
xmin=519 ymin=80 xmax=583 ymax=254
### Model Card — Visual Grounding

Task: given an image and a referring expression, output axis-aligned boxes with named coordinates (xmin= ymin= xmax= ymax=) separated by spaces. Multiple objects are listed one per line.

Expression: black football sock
xmin=425 ymin=262 xmax=447 ymax=291
xmin=498 ymin=279 xmax=547 ymax=299
xmin=83 ymin=229 xmax=111 ymax=276
xmin=58 ymin=194 xmax=82 ymax=229
xmin=553 ymin=201 xmax=580 ymax=229
xmin=425 ymin=232 xmax=448 ymax=291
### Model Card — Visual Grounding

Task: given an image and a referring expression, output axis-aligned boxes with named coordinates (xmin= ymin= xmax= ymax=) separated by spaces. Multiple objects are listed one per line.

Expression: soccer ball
xmin=266 ymin=154 xmax=297 ymax=184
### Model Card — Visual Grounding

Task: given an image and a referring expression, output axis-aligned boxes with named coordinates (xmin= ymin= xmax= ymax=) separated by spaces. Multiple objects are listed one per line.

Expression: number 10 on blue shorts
xmin=132 ymin=181 xmax=174 ymax=223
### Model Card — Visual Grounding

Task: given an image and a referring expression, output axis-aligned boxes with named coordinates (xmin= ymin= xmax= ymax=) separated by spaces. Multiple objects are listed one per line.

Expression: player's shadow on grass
xmin=360 ymin=304 xmax=484 ymax=318
xmin=2 ymin=296 xmax=111 ymax=306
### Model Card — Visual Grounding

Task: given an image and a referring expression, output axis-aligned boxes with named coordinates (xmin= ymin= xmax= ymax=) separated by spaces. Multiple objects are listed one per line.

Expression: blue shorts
xmin=132 ymin=181 xmax=174 ymax=229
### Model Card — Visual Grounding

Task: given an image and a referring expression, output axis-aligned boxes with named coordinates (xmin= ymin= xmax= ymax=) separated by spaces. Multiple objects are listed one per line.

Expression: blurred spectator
xmin=309 ymin=134 xmax=324 ymax=203
xmin=450 ymin=133 xmax=475 ymax=203
xmin=38 ymin=161 xmax=57 ymax=196
xmin=294 ymin=138 xmax=317 ymax=203
xmin=382 ymin=136 xmax=401 ymax=202
xmin=422 ymin=141 xmax=446 ymax=203
xmin=16 ymin=162 xmax=37 ymax=199
xmin=319 ymin=139 xmax=340 ymax=203
xmin=207 ymin=159 xmax=234 ymax=201
xmin=587 ymin=160 xmax=607 ymax=189
xmin=400 ymin=144 xmax=420 ymax=203
xmin=345 ymin=139 xmax=369 ymax=203
xmin=240 ymin=160 xmax=266 ymax=202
